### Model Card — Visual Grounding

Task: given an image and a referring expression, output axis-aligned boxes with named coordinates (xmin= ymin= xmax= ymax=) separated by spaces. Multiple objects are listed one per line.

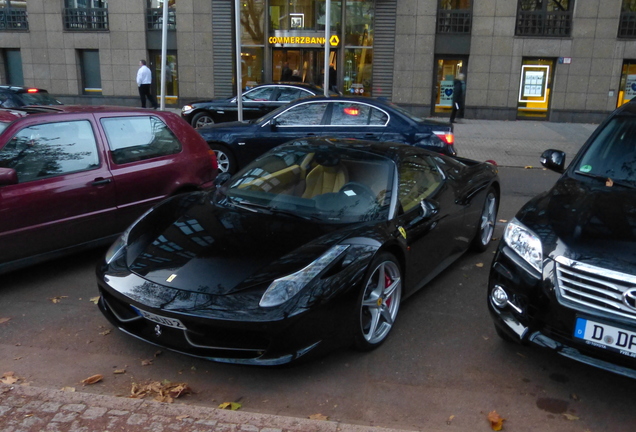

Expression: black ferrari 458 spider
xmin=97 ymin=138 xmax=499 ymax=365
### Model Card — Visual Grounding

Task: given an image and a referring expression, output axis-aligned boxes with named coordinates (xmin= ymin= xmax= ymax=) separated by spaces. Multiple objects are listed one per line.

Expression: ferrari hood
xmin=521 ymin=176 xmax=636 ymax=273
xmin=127 ymin=195 xmax=353 ymax=295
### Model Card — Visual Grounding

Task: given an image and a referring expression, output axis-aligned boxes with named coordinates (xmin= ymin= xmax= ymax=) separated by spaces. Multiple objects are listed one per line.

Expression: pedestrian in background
xmin=136 ymin=59 xmax=159 ymax=109
xmin=281 ymin=62 xmax=293 ymax=81
xmin=450 ymin=73 xmax=465 ymax=124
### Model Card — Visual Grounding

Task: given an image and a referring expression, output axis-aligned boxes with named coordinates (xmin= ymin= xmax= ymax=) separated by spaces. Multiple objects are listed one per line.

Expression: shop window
xmin=619 ymin=1 xmax=636 ymax=38
xmin=269 ymin=0 xmax=339 ymax=33
xmin=344 ymin=0 xmax=372 ymax=46
xmin=617 ymin=60 xmax=636 ymax=107
xmin=515 ymin=0 xmax=572 ymax=37
xmin=344 ymin=48 xmax=372 ymax=96
xmin=151 ymin=52 xmax=179 ymax=103
xmin=0 ymin=0 xmax=28 ymax=31
xmin=63 ymin=0 xmax=108 ymax=31
xmin=437 ymin=0 xmax=472 ymax=34
xmin=434 ymin=58 xmax=465 ymax=115
xmin=79 ymin=49 xmax=102 ymax=95
xmin=146 ymin=0 xmax=176 ymax=31
xmin=517 ymin=58 xmax=555 ymax=120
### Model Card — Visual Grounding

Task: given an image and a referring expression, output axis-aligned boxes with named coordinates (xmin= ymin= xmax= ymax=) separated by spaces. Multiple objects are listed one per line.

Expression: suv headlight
xmin=260 ymin=245 xmax=350 ymax=308
xmin=504 ymin=219 xmax=543 ymax=272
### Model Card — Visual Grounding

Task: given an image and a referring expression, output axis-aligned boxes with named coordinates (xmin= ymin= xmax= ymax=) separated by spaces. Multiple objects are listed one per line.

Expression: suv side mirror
xmin=0 ymin=167 xmax=18 ymax=186
xmin=540 ymin=149 xmax=566 ymax=173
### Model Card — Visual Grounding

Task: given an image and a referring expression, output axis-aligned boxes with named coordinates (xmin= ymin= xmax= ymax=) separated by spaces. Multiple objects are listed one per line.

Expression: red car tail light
xmin=209 ymin=149 xmax=218 ymax=170
xmin=434 ymin=131 xmax=455 ymax=145
xmin=26 ymin=88 xmax=39 ymax=93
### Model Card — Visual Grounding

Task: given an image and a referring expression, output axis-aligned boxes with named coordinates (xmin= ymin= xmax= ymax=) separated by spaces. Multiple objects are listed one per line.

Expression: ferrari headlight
xmin=259 ymin=245 xmax=350 ymax=308
xmin=504 ymin=219 xmax=543 ymax=272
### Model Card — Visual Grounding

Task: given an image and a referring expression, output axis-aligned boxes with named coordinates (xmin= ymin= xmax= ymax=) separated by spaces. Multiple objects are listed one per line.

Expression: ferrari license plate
xmin=133 ymin=306 xmax=186 ymax=330
xmin=574 ymin=318 xmax=636 ymax=359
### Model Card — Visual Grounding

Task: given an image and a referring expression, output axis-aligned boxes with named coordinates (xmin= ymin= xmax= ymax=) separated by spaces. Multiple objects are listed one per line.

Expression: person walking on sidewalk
xmin=450 ymin=73 xmax=465 ymax=124
xmin=136 ymin=59 xmax=159 ymax=109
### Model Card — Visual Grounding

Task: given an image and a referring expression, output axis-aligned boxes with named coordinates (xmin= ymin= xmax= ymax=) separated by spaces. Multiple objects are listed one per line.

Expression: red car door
xmin=0 ymin=117 xmax=117 ymax=267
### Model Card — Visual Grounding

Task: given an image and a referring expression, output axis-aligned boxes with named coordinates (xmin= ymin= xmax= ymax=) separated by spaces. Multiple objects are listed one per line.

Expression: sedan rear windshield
xmin=16 ymin=91 xmax=62 ymax=106
xmin=217 ymin=145 xmax=395 ymax=223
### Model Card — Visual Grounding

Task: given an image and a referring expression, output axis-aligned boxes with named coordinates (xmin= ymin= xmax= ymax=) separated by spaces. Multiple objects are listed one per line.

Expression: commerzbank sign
xmin=268 ymin=32 xmax=340 ymax=47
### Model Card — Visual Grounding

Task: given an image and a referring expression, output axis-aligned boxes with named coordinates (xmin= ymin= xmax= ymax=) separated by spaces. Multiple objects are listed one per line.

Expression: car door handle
xmin=92 ymin=178 xmax=112 ymax=186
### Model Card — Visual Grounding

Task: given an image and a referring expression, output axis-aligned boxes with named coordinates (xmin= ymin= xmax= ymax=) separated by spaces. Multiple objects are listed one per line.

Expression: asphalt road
xmin=2 ymin=165 xmax=636 ymax=432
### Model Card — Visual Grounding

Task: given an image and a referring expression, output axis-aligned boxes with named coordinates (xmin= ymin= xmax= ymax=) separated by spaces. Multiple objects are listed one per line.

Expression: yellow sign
xmin=268 ymin=36 xmax=326 ymax=45
xmin=329 ymin=35 xmax=340 ymax=46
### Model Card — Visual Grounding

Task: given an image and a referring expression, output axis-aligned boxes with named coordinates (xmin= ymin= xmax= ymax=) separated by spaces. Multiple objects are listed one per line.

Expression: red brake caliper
xmin=384 ymin=273 xmax=392 ymax=307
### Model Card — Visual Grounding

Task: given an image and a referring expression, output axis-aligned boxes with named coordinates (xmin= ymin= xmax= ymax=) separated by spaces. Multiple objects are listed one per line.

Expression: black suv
xmin=488 ymin=101 xmax=636 ymax=378
xmin=0 ymin=86 xmax=62 ymax=108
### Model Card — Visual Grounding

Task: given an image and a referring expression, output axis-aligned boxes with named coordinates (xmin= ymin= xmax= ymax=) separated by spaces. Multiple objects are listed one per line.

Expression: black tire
xmin=352 ymin=253 xmax=402 ymax=351
xmin=471 ymin=187 xmax=498 ymax=252
xmin=192 ymin=111 xmax=215 ymax=128
xmin=210 ymin=144 xmax=236 ymax=174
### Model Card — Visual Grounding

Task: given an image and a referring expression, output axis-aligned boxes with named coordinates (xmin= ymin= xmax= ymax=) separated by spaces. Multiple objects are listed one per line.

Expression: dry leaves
xmin=99 ymin=330 xmax=111 ymax=336
xmin=113 ymin=369 xmax=126 ymax=374
xmin=90 ymin=296 xmax=100 ymax=304
xmin=475 ymin=263 xmax=484 ymax=268
xmin=1 ymin=372 xmax=19 ymax=385
xmin=80 ymin=374 xmax=103 ymax=385
xmin=308 ymin=413 xmax=329 ymax=421
xmin=0 ymin=317 xmax=10 ymax=324
xmin=446 ymin=415 xmax=455 ymax=425
xmin=61 ymin=387 xmax=76 ymax=392
xmin=563 ymin=413 xmax=580 ymax=421
xmin=49 ymin=296 xmax=68 ymax=304
xmin=141 ymin=359 xmax=153 ymax=366
xmin=488 ymin=411 xmax=505 ymax=431
xmin=130 ymin=380 xmax=192 ymax=403
xmin=218 ymin=402 xmax=242 ymax=411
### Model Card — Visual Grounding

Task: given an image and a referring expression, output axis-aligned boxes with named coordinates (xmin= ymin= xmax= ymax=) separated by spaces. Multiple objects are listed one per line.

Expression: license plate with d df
xmin=574 ymin=318 xmax=636 ymax=358
xmin=133 ymin=306 xmax=186 ymax=330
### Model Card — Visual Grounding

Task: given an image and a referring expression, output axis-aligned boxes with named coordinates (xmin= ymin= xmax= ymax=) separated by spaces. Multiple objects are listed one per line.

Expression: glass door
xmin=150 ymin=51 xmax=179 ymax=105
xmin=433 ymin=56 xmax=467 ymax=117
xmin=272 ymin=48 xmax=332 ymax=88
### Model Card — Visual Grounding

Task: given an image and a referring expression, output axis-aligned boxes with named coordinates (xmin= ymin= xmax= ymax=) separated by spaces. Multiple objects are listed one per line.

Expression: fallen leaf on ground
xmin=99 ymin=330 xmax=111 ymax=336
xmin=49 ymin=296 xmax=68 ymax=303
xmin=219 ymin=402 xmax=242 ymax=410
xmin=570 ymin=393 xmax=580 ymax=401
xmin=113 ymin=369 xmax=126 ymax=374
xmin=141 ymin=359 xmax=153 ymax=366
xmin=130 ymin=381 xmax=192 ymax=403
xmin=524 ymin=165 xmax=533 ymax=169
xmin=81 ymin=374 xmax=103 ymax=385
xmin=563 ymin=413 xmax=580 ymax=421
xmin=1 ymin=372 xmax=19 ymax=385
xmin=61 ymin=387 xmax=76 ymax=392
xmin=498 ymin=219 xmax=508 ymax=223
xmin=487 ymin=411 xmax=505 ymax=431
xmin=476 ymin=263 xmax=484 ymax=268
xmin=0 ymin=317 xmax=10 ymax=324
xmin=154 ymin=350 xmax=163 ymax=357
xmin=308 ymin=413 xmax=329 ymax=421
xmin=447 ymin=415 xmax=455 ymax=425
xmin=89 ymin=296 xmax=100 ymax=304
xmin=176 ymin=415 xmax=189 ymax=420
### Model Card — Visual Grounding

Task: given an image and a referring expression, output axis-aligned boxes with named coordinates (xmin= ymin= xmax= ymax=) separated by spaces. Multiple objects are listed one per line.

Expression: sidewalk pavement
xmin=0 ymin=117 xmax=601 ymax=432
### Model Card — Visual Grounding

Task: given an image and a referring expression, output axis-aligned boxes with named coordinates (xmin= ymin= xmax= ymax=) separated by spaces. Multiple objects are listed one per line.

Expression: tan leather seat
xmin=302 ymin=163 xmax=348 ymax=198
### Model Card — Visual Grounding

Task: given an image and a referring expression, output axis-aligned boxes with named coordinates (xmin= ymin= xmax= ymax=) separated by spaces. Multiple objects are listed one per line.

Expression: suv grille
xmin=555 ymin=256 xmax=636 ymax=320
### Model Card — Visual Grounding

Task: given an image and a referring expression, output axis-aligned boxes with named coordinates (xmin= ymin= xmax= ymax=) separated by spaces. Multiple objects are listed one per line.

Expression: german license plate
xmin=574 ymin=317 xmax=636 ymax=359
xmin=132 ymin=306 xmax=186 ymax=330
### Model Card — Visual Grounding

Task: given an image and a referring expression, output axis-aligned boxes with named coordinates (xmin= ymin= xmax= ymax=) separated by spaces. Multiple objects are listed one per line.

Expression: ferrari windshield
xmin=218 ymin=143 xmax=395 ymax=223
xmin=577 ymin=116 xmax=636 ymax=186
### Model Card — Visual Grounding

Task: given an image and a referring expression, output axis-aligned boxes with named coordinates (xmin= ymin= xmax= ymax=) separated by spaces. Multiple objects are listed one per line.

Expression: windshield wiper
xmin=226 ymin=198 xmax=320 ymax=221
xmin=575 ymin=171 xmax=636 ymax=189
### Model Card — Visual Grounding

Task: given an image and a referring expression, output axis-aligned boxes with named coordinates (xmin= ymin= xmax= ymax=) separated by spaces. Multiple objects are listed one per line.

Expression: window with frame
xmin=620 ymin=0 xmax=636 ymax=38
xmin=63 ymin=0 xmax=109 ymax=31
xmin=275 ymin=102 xmax=328 ymax=126
xmin=276 ymin=87 xmax=307 ymax=102
xmin=437 ymin=0 xmax=472 ymax=34
xmin=0 ymin=120 xmax=100 ymax=183
xmin=398 ymin=155 xmax=443 ymax=212
xmin=146 ymin=0 xmax=176 ymax=31
xmin=101 ymin=116 xmax=182 ymax=165
xmin=0 ymin=0 xmax=28 ymax=31
xmin=515 ymin=0 xmax=573 ymax=37
xmin=243 ymin=86 xmax=275 ymax=102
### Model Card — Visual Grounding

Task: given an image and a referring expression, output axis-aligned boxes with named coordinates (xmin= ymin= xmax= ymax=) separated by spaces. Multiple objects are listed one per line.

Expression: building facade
xmin=2 ymin=0 xmax=636 ymax=123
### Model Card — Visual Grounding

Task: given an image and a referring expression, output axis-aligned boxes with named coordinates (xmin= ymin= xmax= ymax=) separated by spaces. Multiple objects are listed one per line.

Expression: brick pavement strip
xmin=0 ymin=384 xmax=418 ymax=432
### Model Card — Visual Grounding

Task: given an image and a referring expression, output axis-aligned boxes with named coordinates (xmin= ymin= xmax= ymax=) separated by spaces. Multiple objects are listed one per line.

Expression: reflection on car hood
xmin=197 ymin=120 xmax=254 ymax=135
xmin=128 ymin=197 xmax=357 ymax=295
xmin=521 ymin=176 xmax=636 ymax=273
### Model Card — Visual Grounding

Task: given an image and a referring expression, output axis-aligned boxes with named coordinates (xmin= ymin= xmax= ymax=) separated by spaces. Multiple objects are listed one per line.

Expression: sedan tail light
xmin=434 ymin=131 xmax=454 ymax=146
xmin=208 ymin=150 xmax=218 ymax=170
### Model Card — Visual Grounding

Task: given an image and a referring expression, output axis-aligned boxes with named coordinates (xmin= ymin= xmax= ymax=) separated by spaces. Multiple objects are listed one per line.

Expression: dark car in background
xmin=181 ymin=83 xmax=333 ymax=128
xmin=488 ymin=100 xmax=636 ymax=378
xmin=0 ymin=106 xmax=217 ymax=274
xmin=198 ymin=96 xmax=456 ymax=173
xmin=0 ymin=86 xmax=62 ymax=108
xmin=97 ymin=138 xmax=499 ymax=365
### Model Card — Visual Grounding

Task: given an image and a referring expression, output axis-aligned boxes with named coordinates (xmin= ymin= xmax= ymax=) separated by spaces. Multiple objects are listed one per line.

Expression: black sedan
xmin=181 ymin=83 xmax=332 ymax=128
xmin=0 ymin=86 xmax=62 ymax=108
xmin=197 ymin=96 xmax=455 ymax=174
xmin=97 ymin=138 xmax=498 ymax=366
xmin=488 ymin=100 xmax=636 ymax=378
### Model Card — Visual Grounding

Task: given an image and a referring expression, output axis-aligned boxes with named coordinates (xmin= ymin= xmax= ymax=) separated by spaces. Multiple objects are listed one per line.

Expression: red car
xmin=0 ymin=106 xmax=217 ymax=274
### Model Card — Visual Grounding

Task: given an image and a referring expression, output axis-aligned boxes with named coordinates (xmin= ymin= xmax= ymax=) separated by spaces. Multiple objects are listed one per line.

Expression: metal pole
xmin=235 ymin=0 xmax=243 ymax=121
xmin=323 ymin=0 xmax=330 ymax=97
xmin=159 ymin=0 xmax=168 ymax=110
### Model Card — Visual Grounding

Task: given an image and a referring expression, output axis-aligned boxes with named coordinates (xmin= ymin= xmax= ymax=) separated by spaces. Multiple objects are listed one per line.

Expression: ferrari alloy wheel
xmin=472 ymin=187 xmax=498 ymax=252
xmin=353 ymin=253 xmax=402 ymax=350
